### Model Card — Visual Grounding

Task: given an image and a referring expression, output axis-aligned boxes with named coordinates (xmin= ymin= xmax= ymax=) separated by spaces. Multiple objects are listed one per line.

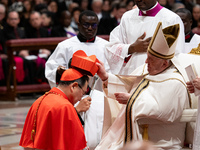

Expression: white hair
xmin=92 ymin=0 xmax=103 ymax=4
xmin=0 ymin=4 xmax=6 ymax=13
xmin=193 ymin=4 xmax=200 ymax=10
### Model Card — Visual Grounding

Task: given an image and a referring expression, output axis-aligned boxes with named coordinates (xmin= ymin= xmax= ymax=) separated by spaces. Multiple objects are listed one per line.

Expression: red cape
xmin=19 ymin=87 xmax=86 ymax=150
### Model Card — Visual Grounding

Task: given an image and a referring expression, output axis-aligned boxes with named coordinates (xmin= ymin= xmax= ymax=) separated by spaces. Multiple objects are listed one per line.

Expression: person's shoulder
xmin=146 ymin=66 xmax=185 ymax=83
xmin=159 ymin=7 xmax=179 ymax=17
xmin=193 ymin=33 xmax=200 ymax=39
xmin=96 ymin=36 xmax=109 ymax=43
xmin=122 ymin=8 xmax=139 ymax=18
xmin=44 ymin=94 xmax=73 ymax=107
xmin=158 ymin=7 xmax=182 ymax=24
xmin=58 ymin=36 xmax=78 ymax=45
xmin=30 ymin=96 xmax=44 ymax=109
xmin=50 ymin=98 xmax=75 ymax=112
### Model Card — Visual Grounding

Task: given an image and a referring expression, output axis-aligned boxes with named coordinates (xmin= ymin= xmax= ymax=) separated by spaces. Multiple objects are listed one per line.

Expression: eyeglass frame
xmin=81 ymin=22 xmax=98 ymax=29
xmin=78 ymin=84 xmax=87 ymax=95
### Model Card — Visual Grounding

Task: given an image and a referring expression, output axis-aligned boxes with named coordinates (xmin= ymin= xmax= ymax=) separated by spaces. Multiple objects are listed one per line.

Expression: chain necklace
xmin=31 ymin=90 xmax=64 ymax=141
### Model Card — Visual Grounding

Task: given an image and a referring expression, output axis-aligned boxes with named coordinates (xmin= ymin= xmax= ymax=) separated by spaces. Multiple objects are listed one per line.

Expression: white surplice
xmin=95 ymin=65 xmax=189 ymax=150
xmin=105 ymin=7 xmax=185 ymax=75
xmin=45 ymin=36 xmax=109 ymax=88
xmin=185 ymin=34 xmax=200 ymax=53
xmin=45 ymin=36 xmax=109 ymax=149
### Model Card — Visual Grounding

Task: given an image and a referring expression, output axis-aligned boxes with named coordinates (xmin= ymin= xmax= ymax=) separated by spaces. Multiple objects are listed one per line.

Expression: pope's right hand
xmin=96 ymin=61 xmax=108 ymax=81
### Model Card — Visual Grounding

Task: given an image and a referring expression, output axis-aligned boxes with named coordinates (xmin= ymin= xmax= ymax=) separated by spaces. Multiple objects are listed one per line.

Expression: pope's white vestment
xmin=171 ymin=53 xmax=200 ymax=150
xmin=105 ymin=6 xmax=185 ymax=75
xmin=185 ymin=34 xmax=200 ymax=53
xmin=95 ymin=65 xmax=190 ymax=150
xmin=45 ymin=36 xmax=109 ymax=149
xmin=193 ymin=97 xmax=200 ymax=150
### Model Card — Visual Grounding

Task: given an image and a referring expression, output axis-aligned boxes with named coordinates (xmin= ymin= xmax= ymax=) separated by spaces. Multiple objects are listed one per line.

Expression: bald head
xmin=7 ymin=11 xmax=20 ymax=28
xmin=0 ymin=4 xmax=6 ymax=22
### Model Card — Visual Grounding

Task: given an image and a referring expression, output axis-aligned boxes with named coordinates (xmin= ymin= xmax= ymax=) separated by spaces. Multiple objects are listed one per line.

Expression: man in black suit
xmin=4 ymin=10 xmax=26 ymax=40
xmin=97 ymin=2 xmax=127 ymax=35
xmin=25 ymin=11 xmax=49 ymax=38
xmin=24 ymin=11 xmax=50 ymax=84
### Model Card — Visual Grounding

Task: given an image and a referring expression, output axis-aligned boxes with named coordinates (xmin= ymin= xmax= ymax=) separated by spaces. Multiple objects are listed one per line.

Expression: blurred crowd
xmin=0 ymin=0 xmax=200 ymax=53
xmin=0 ymin=0 xmax=198 ymax=39
xmin=0 ymin=0 xmax=200 ymax=86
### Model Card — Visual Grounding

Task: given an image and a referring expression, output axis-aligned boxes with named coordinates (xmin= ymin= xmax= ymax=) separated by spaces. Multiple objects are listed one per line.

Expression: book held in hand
xmin=185 ymin=64 xmax=200 ymax=96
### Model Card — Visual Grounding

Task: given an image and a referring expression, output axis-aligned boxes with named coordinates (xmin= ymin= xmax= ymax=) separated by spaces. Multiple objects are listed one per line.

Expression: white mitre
xmin=148 ymin=22 xmax=180 ymax=59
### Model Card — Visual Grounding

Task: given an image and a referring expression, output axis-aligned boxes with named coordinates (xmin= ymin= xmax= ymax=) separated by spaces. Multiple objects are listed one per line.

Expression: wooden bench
xmin=0 ymin=35 xmax=109 ymax=101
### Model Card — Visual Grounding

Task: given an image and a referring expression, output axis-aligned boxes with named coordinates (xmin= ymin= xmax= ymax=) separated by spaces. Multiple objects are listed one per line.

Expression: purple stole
xmin=139 ymin=3 xmax=163 ymax=17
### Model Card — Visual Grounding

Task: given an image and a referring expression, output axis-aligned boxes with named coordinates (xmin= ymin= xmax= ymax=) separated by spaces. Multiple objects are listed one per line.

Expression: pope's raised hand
xmin=96 ymin=61 xmax=108 ymax=81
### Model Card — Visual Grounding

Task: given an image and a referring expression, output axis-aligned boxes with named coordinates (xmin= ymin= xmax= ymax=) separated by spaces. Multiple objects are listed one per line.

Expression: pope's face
xmin=78 ymin=15 xmax=98 ymax=39
xmin=145 ymin=52 xmax=167 ymax=75
xmin=135 ymin=0 xmax=157 ymax=11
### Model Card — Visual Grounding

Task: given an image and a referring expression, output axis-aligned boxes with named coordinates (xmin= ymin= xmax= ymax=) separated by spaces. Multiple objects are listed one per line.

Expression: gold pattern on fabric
xmin=148 ymin=22 xmax=161 ymax=53
xmin=115 ymin=75 xmax=136 ymax=87
xmin=142 ymin=64 xmax=148 ymax=75
xmin=115 ymin=75 xmax=145 ymax=93
xmin=189 ymin=43 xmax=200 ymax=55
xmin=162 ymin=24 xmax=179 ymax=48
xmin=148 ymin=48 xmax=175 ymax=59
xmin=125 ymin=78 xmax=149 ymax=143
xmin=142 ymin=124 xmax=149 ymax=140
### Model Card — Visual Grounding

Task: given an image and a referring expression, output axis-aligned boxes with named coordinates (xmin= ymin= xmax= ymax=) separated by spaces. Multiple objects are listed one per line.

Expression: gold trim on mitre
xmin=148 ymin=22 xmax=180 ymax=59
